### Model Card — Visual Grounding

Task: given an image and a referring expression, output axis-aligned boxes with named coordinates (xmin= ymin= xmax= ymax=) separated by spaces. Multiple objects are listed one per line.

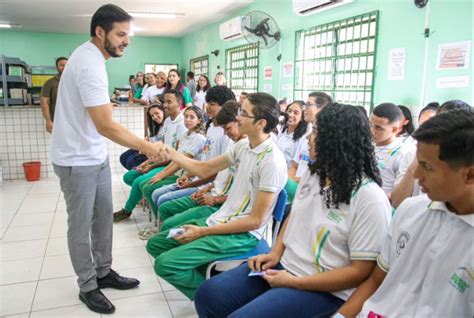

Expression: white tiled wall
xmin=0 ymin=105 xmax=146 ymax=181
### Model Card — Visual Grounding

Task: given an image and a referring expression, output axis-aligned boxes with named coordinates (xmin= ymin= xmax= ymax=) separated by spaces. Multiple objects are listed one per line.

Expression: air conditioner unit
xmin=293 ymin=0 xmax=354 ymax=16
xmin=219 ymin=16 xmax=244 ymax=41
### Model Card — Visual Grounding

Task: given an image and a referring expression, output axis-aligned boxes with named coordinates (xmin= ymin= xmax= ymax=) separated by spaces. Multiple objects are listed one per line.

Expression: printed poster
xmin=437 ymin=41 xmax=471 ymax=70
xmin=388 ymin=48 xmax=405 ymax=80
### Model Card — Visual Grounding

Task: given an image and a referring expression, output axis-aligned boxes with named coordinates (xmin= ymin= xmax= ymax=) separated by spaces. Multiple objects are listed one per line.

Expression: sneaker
xmin=113 ymin=209 xmax=131 ymax=223
xmin=138 ymin=227 xmax=158 ymax=240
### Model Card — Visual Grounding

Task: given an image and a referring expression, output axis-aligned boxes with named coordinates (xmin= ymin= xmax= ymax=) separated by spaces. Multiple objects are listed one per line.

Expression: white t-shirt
xmin=201 ymin=122 xmax=230 ymax=161
xmin=206 ymin=137 xmax=288 ymax=239
xmin=375 ymin=138 xmax=416 ymax=193
xmin=361 ymin=196 xmax=474 ymax=317
xmin=141 ymin=85 xmax=164 ymax=103
xmin=162 ymin=112 xmax=187 ymax=149
xmin=211 ymin=141 xmax=236 ymax=197
xmin=281 ymin=172 xmax=391 ymax=301
xmin=51 ymin=41 xmax=110 ymax=166
xmin=193 ymin=90 xmax=207 ymax=110
xmin=175 ymin=131 xmax=206 ymax=176
xmin=276 ymin=130 xmax=305 ymax=167
xmin=292 ymin=138 xmax=311 ymax=178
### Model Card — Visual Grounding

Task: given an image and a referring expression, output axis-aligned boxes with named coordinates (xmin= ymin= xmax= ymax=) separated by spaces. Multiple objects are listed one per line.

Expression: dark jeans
xmin=195 ymin=263 xmax=344 ymax=318
xmin=119 ymin=149 xmax=147 ymax=170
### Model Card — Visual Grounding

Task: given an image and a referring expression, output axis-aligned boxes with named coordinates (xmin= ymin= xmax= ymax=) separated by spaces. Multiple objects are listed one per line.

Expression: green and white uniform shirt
xmin=174 ymin=131 xmax=206 ymax=177
xmin=276 ymin=130 xmax=306 ymax=167
xmin=281 ymin=171 xmax=391 ymax=301
xmin=210 ymin=140 xmax=236 ymax=197
xmin=162 ymin=112 xmax=187 ymax=149
xmin=361 ymin=196 xmax=474 ymax=317
xmin=206 ymin=137 xmax=288 ymax=239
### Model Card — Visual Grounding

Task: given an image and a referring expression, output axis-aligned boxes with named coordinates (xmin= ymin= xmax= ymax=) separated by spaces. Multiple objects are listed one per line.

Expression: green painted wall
xmin=181 ymin=0 xmax=473 ymax=110
xmin=0 ymin=30 xmax=182 ymax=91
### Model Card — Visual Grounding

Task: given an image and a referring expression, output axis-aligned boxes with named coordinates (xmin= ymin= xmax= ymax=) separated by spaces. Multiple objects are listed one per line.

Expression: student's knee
xmin=154 ymin=253 xmax=175 ymax=278
xmin=146 ymin=235 xmax=163 ymax=258
xmin=159 ymin=202 xmax=173 ymax=221
xmin=195 ymin=280 xmax=220 ymax=318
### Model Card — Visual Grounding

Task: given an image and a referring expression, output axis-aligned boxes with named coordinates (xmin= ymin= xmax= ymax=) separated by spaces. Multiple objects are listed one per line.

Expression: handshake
xmin=143 ymin=141 xmax=172 ymax=162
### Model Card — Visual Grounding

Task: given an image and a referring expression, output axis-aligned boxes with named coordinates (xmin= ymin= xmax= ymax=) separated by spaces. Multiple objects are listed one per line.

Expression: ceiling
xmin=0 ymin=0 xmax=253 ymax=37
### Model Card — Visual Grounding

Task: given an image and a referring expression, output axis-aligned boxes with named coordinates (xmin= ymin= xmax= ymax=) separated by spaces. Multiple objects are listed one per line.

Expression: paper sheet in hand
xmin=166 ymin=228 xmax=185 ymax=239
xmin=248 ymin=271 xmax=266 ymax=277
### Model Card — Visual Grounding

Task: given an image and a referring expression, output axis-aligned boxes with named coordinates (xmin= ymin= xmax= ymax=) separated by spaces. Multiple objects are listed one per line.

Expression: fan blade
xmin=261 ymin=34 xmax=269 ymax=46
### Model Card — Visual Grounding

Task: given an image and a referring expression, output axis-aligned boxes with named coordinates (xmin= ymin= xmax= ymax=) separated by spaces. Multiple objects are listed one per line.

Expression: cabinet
xmin=0 ymin=55 xmax=32 ymax=106
xmin=30 ymin=65 xmax=56 ymax=105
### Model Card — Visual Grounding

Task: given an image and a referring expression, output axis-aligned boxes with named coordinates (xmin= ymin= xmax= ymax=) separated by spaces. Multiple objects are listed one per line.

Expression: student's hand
xmin=148 ymin=174 xmax=163 ymax=185
xmin=46 ymin=121 xmax=53 ymax=133
xmin=248 ymin=252 xmax=280 ymax=272
xmin=191 ymin=188 xmax=207 ymax=201
xmin=152 ymin=142 xmax=171 ymax=162
xmin=262 ymin=269 xmax=296 ymax=288
xmin=177 ymin=175 xmax=189 ymax=188
xmin=197 ymin=194 xmax=216 ymax=206
xmin=174 ymin=225 xmax=204 ymax=244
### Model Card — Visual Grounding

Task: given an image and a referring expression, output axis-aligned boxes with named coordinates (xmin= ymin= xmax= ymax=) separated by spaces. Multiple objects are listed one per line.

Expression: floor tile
xmin=9 ymin=212 xmax=54 ymax=228
xmin=30 ymin=304 xmax=100 ymax=317
xmin=0 ymin=281 xmax=36 ymax=316
xmin=40 ymin=254 xmax=74 ymax=280
xmin=32 ymin=276 xmax=80 ymax=311
xmin=112 ymin=229 xmax=145 ymax=250
xmin=112 ymin=246 xmax=152 ymax=270
xmin=0 ymin=257 xmax=43 ymax=285
xmin=159 ymin=277 xmax=177 ymax=292
xmin=0 ymin=210 xmax=17 ymax=228
xmin=0 ymin=239 xmax=48 ymax=261
xmin=108 ymin=293 xmax=172 ymax=318
xmin=2 ymin=224 xmax=51 ymax=242
xmin=49 ymin=219 xmax=67 ymax=238
xmin=18 ymin=193 xmax=59 ymax=214
xmin=45 ymin=237 xmax=68 ymax=257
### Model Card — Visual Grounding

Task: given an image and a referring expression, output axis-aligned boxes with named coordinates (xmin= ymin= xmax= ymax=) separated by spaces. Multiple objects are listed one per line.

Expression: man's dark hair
xmin=419 ymin=102 xmax=440 ymax=119
xmin=164 ymin=89 xmax=184 ymax=106
xmin=247 ymin=93 xmax=281 ymax=134
xmin=398 ymin=105 xmax=415 ymax=135
xmin=128 ymin=74 xmax=135 ymax=81
xmin=308 ymin=92 xmax=333 ymax=108
xmin=55 ymin=57 xmax=68 ymax=67
xmin=241 ymin=92 xmax=249 ymax=97
xmin=187 ymin=71 xmax=195 ymax=79
xmin=372 ymin=103 xmax=403 ymax=123
xmin=413 ymin=108 xmax=474 ymax=169
xmin=215 ymin=101 xmax=241 ymax=126
xmin=205 ymin=85 xmax=236 ymax=106
xmin=310 ymin=103 xmax=381 ymax=208
xmin=90 ymin=4 xmax=132 ymax=37
xmin=437 ymin=100 xmax=472 ymax=114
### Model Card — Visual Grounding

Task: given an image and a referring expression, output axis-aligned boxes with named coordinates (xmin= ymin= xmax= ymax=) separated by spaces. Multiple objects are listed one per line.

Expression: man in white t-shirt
xmin=50 ymin=4 xmax=160 ymax=314
xmin=337 ymin=108 xmax=474 ymax=317
xmin=146 ymin=93 xmax=288 ymax=300
xmin=370 ymin=103 xmax=416 ymax=196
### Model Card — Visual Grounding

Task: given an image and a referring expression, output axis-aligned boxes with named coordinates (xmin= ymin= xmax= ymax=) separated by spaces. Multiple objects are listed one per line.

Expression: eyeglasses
xmin=237 ymin=107 xmax=255 ymax=119
xmin=303 ymin=102 xmax=316 ymax=110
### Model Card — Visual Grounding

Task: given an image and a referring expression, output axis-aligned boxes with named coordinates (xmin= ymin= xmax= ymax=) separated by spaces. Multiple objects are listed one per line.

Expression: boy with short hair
xmin=337 ymin=108 xmax=474 ymax=317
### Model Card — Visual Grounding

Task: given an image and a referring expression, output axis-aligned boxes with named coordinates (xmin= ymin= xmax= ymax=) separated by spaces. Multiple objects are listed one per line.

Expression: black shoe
xmin=98 ymin=269 xmax=140 ymax=290
xmin=79 ymin=288 xmax=115 ymax=314
xmin=113 ymin=209 xmax=131 ymax=223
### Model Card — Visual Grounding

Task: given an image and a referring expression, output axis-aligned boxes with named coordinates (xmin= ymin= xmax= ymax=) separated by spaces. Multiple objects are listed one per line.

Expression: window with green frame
xmin=294 ymin=11 xmax=379 ymax=111
xmin=226 ymin=43 xmax=259 ymax=97
xmin=190 ymin=55 xmax=209 ymax=78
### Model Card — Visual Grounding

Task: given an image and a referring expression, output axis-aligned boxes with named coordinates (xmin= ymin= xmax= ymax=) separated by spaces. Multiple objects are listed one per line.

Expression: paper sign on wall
xmin=436 ymin=76 xmax=470 ymax=88
xmin=263 ymin=83 xmax=273 ymax=93
xmin=264 ymin=66 xmax=273 ymax=80
xmin=283 ymin=62 xmax=294 ymax=77
xmin=437 ymin=41 xmax=471 ymax=70
xmin=388 ymin=48 xmax=405 ymax=81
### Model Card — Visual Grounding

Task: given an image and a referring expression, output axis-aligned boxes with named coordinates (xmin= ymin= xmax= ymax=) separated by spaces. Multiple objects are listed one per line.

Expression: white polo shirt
xmin=175 ymin=131 xmax=206 ymax=177
xmin=206 ymin=137 xmax=288 ymax=239
xmin=375 ymin=137 xmax=416 ymax=193
xmin=162 ymin=112 xmax=187 ymax=149
xmin=360 ymin=196 xmax=474 ymax=317
xmin=141 ymin=85 xmax=164 ymax=103
xmin=51 ymin=41 xmax=111 ymax=166
xmin=292 ymin=139 xmax=311 ymax=178
xmin=210 ymin=141 xmax=236 ymax=197
xmin=281 ymin=172 xmax=391 ymax=301
xmin=276 ymin=130 xmax=305 ymax=167
xmin=201 ymin=122 xmax=230 ymax=161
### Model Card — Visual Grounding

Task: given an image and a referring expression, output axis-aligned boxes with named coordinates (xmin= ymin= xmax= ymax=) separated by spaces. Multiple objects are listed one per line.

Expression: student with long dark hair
xmin=164 ymin=69 xmax=193 ymax=108
xmin=194 ymin=103 xmax=391 ymax=318
xmin=193 ymin=74 xmax=211 ymax=110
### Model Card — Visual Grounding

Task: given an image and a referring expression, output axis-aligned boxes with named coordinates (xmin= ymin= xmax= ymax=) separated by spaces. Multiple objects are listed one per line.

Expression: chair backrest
xmin=271 ymin=189 xmax=287 ymax=246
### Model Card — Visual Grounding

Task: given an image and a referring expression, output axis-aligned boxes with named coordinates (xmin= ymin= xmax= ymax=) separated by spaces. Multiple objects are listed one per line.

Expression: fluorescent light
xmin=129 ymin=12 xmax=183 ymax=19
xmin=0 ymin=23 xmax=21 ymax=28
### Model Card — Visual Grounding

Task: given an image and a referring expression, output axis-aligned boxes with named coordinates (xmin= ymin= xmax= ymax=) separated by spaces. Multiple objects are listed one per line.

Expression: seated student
xmin=391 ymin=99 xmax=472 ymax=208
xmin=140 ymin=106 xmax=206 ymax=219
xmin=276 ymin=100 xmax=308 ymax=203
xmin=141 ymin=72 xmax=166 ymax=105
xmin=155 ymin=101 xmax=246 ymax=233
xmin=337 ymin=108 xmax=474 ymax=318
xmin=120 ymin=104 xmax=166 ymax=170
xmin=164 ymin=69 xmax=193 ymax=108
xmin=239 ymin=92 xmax=249 ymax=104
xmin=397 ymin=105 xmax=415 ymax=137
xmin=289 ymin=91 xmax=332 ymax=182
xmin=193 ymin=75 xmax=211 ymax=111
xmin=113 ymin=90 xmax=187 ymax=222
xmin=146 ymin=93 xmax=288 ymax=300
xmin=370 ymin=103 xmax=416 ymax=195
xmin=194 ymin=103 xmax=391 ymax=318
xmin=418 ymin=102 xmax=439 ymax=126
xmin=214 ymin=71 xmax=226 ymax=86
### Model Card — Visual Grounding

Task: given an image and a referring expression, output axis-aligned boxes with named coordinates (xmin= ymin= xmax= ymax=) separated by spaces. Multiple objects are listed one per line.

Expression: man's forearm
xmin=40 ymin=100 xmax=52 ymax=122
xmin=100 ymin=121 xmax=153 ymax=154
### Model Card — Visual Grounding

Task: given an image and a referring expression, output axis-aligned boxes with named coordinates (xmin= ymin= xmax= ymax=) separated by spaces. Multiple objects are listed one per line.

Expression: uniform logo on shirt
xmin=449 ymin=267 xmax=473 ymax=294
xmin=202 ymin=139 xmax=212 ymax=154
xmin=396 ymin=231 xmax=410 ymax=256
xmin=298 ymin=183 xmax=312 ymax=199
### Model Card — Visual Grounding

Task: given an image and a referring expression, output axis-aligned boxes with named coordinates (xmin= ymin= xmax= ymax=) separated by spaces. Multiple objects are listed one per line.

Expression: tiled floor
xmin=0 ymin=177 xmax=197 ymax=318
